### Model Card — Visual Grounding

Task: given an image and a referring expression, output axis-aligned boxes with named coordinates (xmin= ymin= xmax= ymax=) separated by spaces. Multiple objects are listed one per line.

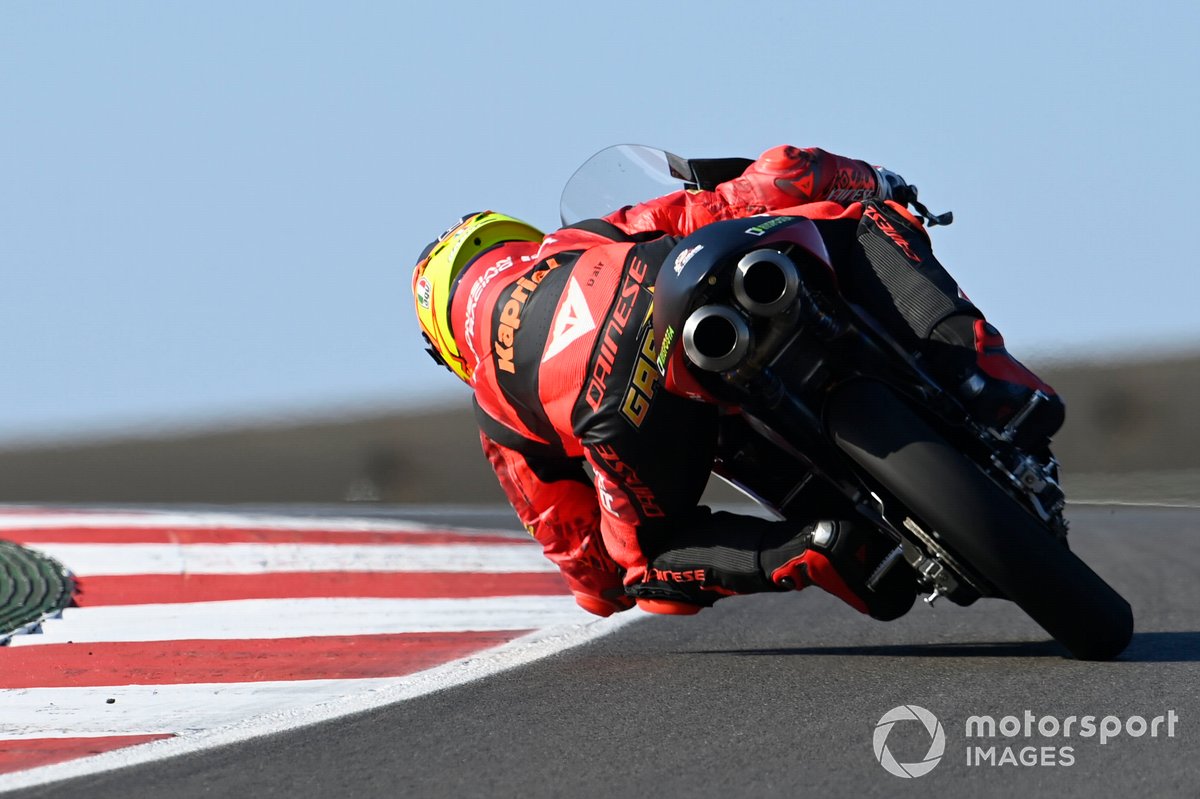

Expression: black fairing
xmin=652 ymin=215 xmax=828 ymax=367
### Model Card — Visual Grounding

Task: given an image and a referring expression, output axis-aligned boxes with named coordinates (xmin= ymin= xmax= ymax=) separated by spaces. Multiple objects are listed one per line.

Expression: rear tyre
xmin=827 ymin=380 xmax=1133 ymax=661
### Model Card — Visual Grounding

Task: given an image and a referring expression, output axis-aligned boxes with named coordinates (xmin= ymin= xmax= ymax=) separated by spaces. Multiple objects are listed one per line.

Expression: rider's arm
xmin=602 ymin=145 xmax=883 ymax=238
xmin=479 ymin=432 xmax=633 ymax=617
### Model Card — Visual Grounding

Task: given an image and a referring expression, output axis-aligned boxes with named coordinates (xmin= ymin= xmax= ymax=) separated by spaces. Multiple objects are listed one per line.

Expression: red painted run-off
xmin=0 ymin=519 xmax=566 ymax=779
xmin=0 ymin=631 xmax=530 ymax=689
xmin=0 ymin=736 xmax=174 ymax=775
xmin=73 ymin=572 xmax=568 ymax=605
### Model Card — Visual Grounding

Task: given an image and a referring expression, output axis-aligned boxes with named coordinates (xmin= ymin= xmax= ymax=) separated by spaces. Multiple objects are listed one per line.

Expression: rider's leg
xmin=926 ymin=314 xmax=1065 ymax=446
xmin=631 ymin=507 xmax=917 ymax=621
xmin=830 ymin=203 xmax=1065 ymax=447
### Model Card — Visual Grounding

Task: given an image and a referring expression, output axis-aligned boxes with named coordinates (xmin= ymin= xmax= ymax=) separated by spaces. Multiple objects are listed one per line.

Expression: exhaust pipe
xmin=682 ymin=305 xmax=751 ymax=372
xmin=732 ymin=249 xmax=801 ymax=317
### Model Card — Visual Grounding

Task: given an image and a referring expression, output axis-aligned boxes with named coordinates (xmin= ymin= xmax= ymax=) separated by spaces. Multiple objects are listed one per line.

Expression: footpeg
xmin=993 ymin=390 xmax=1048 ymax=443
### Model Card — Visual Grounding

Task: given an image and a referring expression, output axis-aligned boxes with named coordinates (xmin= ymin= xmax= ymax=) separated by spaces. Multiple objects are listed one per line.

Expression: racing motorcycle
xmin=561 ymin=145 xmax=1133 ymax=661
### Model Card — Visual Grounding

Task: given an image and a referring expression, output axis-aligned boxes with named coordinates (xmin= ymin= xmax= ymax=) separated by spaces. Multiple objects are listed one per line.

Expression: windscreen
xmin=559 ymin=144 xmax=693 ymax=226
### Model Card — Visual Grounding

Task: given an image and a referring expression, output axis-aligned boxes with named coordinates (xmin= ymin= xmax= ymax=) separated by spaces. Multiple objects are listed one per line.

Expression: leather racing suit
xmin=448 ymin=145 xmax=896 ymax=616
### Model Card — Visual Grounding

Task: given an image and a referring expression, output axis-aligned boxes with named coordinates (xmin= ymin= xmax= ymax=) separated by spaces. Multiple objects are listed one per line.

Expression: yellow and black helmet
xmin=411 ymin=211 xmax=543 ymax=381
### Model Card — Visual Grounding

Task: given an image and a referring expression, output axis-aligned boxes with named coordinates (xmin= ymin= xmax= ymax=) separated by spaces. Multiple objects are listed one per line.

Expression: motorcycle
xmin=560 ymin=145 xmax=1133 ymax=660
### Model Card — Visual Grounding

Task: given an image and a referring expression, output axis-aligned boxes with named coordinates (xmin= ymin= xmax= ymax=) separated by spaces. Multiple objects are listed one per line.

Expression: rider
xmin=410 ymin=144 xmax=1064 ymax=620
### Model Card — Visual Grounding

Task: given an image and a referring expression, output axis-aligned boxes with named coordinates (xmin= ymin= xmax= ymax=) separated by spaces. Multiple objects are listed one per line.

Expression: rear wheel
xmin=827 ymin=380 xmax=1133 ymax=661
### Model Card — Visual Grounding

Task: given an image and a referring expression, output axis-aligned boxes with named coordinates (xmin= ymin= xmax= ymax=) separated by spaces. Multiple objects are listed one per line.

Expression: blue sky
xmin=2 ymin=1 xmax=1197 ymax=444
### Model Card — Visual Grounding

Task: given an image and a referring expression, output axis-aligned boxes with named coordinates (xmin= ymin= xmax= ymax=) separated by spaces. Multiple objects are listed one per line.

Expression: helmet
xmin=412 ymin=211 xmax=544 ymax=382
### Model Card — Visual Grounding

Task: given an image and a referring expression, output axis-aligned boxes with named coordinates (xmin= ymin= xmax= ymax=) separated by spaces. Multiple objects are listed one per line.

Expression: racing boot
xmin=630 ymin=512 xmax=916 ymax=619
xmin=927 ymin=314 xmax=1065 ymax=448
xmin=629 ymin=509 xmax=788 ymax=616
xmin=762 ymin=520 xmax=917 ymax=621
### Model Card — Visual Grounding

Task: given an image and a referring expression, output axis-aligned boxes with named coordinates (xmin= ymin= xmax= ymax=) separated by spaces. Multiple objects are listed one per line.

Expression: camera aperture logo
xmin=873 ymin=705 xmax=946 ymax=778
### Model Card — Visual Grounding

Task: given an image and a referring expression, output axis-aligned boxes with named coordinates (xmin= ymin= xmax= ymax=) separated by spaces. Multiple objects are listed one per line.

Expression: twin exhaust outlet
xmin=681 ymin=249 xmax=800 ymax=372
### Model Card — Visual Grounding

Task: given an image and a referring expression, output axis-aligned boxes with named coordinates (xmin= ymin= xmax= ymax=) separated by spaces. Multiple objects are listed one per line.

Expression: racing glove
xmin=718 ymin=145 xmax=881 ymax=209
xmin=603 ymin=146 xmax=914 ymax=237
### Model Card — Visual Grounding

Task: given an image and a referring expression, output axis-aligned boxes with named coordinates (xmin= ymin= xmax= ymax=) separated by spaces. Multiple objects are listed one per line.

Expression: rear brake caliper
xmin=990 ymin=452 xmax=1069 ymax=543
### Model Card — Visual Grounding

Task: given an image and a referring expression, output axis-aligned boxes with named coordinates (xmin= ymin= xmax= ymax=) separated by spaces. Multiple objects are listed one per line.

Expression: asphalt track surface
xmin=10 ymin=504 xmax=1200 ymax=799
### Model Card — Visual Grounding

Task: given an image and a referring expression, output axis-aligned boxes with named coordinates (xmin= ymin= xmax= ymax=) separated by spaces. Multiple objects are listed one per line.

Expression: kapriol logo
xmin=873 ymin=705 xmax=946 ymax=778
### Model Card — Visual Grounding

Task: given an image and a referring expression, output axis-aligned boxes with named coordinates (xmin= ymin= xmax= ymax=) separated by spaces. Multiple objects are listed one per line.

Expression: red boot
xmin=930 ymin=316 xmax=1065 ymax=447
xmin=763 ymin=520 xmax=916 ymax=621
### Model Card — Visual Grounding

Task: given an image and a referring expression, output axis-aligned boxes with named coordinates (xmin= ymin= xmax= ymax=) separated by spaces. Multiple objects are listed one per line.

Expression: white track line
xmin=0 ymin=679 xmax=396 ymax=738
xmin=0 ymin=613 xmax=642 ymax=793
xmin=29 ymin=542 xmax=554 ymax=575
xmin=9 ymin=596 xmax=586 ymax=646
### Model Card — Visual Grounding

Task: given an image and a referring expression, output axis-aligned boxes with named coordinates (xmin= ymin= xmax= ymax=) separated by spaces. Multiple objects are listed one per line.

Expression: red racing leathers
xmin=449 ymin=146 xmax=885 ymax=616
